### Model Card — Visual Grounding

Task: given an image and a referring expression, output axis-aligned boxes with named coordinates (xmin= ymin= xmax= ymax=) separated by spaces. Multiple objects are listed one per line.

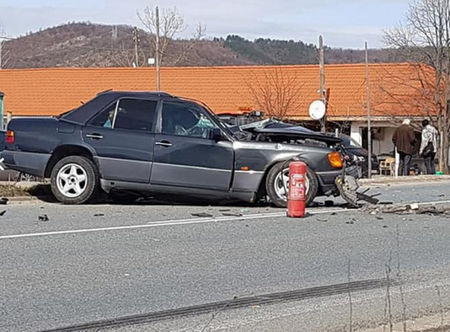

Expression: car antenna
xmin=97 ymin=89 xmax=113 ymax=96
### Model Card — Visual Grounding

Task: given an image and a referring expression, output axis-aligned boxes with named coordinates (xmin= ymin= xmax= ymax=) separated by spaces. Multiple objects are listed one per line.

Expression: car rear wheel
xmin=50 ymin=156 xmax=99 ymax=204
xmin=265 ymin=161 xmax=318 ymax=208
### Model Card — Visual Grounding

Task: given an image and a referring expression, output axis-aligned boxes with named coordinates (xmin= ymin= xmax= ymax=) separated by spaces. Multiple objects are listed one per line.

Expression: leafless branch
xmin=138 ymin=5 xmax=186 ymax=66
xmin=246 ymin=68 xmax=304 ymax=119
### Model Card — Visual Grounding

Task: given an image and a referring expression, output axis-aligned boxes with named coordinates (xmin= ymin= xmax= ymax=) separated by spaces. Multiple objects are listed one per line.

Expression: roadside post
xmin=0 ymin=91 xmax=4 ymax=130
xmin=287 ymin=161 xmax=307 ymax=218
xmin=394 ymin=147 xmax=399 ymax=177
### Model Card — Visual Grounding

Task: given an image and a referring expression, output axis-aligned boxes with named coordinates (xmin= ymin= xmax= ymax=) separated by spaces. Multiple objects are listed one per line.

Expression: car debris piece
xmin=0 ymin=210 xmax=6 ymax=216
xmin=408 ymin=203 xmax=419 ymax=210
xmin=0 ymin=198 xmax=8 ymax=205
xmin=363 ymin=202 xmax=450 ymax=216
xmin=38 ymin=214 xmax=49 ymax=221
xmin=336 ymin=174 xmax=382 ymax=208
xmin=222 ymin=212 xmax=243 ymax=217
xmin=191 ymin=212 xmax=213 ymax=218
xmin=94 ymin=213 xmax=105 ymax=217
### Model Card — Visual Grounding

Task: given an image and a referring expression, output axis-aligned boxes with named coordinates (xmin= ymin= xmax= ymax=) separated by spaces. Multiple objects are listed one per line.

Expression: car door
xmin=82 ymin=97 xmax=157 ymax=183
xmin=151 ymin=100 xmax=234 ymax=191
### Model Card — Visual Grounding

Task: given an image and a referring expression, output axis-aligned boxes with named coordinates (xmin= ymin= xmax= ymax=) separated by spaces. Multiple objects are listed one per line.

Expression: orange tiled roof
xmin=0 ymin=63 xmax=437 ymax=119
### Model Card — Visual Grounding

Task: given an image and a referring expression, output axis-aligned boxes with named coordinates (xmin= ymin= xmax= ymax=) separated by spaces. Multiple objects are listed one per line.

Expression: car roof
xmin=60 ymin=90 xmax=176 ymax=124
xmin=97 ymin=90 xmax=173 ymax=99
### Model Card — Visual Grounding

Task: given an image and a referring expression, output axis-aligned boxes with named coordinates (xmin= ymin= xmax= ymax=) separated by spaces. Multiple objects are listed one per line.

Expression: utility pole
xmin=155 ymin=6 xmax=161 ymax=91
xmin=365 ymin=42 xmax=372 ymax=179
xmin=132 ymin=26 xmax=140 ymax=67
xmin=319 ymin=35 xmax=327 ymax=133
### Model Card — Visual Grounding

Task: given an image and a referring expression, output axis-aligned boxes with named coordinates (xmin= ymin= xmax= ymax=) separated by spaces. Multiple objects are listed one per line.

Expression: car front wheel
xmin=50 ymin=156 xmax=99 ymax=204
xmin=265 ymin=161 xmax=318 ymax=208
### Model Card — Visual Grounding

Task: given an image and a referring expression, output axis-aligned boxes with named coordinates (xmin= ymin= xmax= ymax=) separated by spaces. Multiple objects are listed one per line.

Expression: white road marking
xmin=0 ymin=208 xmax=350 ymax=240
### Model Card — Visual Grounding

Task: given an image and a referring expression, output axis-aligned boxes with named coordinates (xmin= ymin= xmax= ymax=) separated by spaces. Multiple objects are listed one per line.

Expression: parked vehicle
xmin=2 ymin=91 xmax=345 ymax=206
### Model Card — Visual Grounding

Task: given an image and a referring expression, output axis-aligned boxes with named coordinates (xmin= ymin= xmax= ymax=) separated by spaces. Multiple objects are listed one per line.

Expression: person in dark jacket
xmin=392 ymin=119 xmax=416 ymax=176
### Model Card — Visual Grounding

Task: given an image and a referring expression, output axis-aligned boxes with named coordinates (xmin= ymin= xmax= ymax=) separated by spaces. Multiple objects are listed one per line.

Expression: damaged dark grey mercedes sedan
xmin=2 ymin=91 xmax=344 ymax=206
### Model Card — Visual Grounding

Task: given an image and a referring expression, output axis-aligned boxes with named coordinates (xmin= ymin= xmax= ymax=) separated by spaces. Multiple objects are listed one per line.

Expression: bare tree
xmin=385 ymin=0 xmax=450 ymax=173
xmin=138 ymin=5 xmax=186 ymax=66
xmin=246 ymin=68 xmax=304 ymax=119
xmin=369 ymin=63 xmax=436 ymax=130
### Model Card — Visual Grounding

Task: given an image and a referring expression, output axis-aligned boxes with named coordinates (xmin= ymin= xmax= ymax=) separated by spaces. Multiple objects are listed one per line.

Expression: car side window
xmin=89 ymin=98 xmax=157 ymax=132
xmin=114 ymin=99 xmax=157 ymax=132
xmin=89 ymin=102 xmax=117 ymax=128
xmin=161 ymin=101 xmax=218 ymax=139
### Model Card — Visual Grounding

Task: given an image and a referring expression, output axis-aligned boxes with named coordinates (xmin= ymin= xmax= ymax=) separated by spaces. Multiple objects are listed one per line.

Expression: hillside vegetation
xmin=1 ymin=22 xmax=403 ymax=69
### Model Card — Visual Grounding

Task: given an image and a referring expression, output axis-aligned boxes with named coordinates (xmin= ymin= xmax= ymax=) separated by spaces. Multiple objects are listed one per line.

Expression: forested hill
xmin=1 ymin=22 xmax=402 ymax=69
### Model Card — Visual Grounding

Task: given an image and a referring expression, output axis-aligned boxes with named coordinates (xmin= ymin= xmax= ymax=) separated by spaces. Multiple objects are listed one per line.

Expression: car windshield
xmin=186 ymin=100 xmax=236 ymax=138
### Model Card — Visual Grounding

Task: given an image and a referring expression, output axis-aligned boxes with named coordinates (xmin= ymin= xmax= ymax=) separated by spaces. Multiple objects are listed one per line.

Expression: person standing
xmin=419 ymin=119 xmax=438 ymax=174
xmin=392 ymin=119 xmax=416 ymax=176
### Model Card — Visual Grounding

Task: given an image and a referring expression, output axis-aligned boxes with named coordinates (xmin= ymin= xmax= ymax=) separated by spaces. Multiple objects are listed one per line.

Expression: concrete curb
xmin=0 ymin=181 xmax=46 ymax=189
xmin=1 ymin=196 xmax=52 ymax=204
xmin=363 ymin=310 xmax=450 ymax=332
xmin=360 ymin=175 xmax=450 ymax=186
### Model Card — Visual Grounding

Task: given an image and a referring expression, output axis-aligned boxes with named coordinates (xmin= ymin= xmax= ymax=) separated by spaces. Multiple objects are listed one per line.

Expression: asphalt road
xmin=0 ymin=182 xmax=449 ymax=332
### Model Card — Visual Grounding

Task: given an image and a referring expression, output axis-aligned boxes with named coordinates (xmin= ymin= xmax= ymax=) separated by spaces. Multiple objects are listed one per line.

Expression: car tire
xmin=265 ymin=161 xmax=318 ymax=208
xmin=50 ymin=155 xmax=99 ymax=204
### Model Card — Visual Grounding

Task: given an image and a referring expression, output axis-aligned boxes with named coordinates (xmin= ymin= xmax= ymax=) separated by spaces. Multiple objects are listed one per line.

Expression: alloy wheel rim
xmin=56 ymin=163 xmax=88 ymax=198
xmin=274 ymin=167 xmax=310 ymax=201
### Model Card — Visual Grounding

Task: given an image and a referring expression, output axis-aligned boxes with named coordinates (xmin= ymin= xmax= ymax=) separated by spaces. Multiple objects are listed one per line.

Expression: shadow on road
xmin=25 ymin=184 xmax=352 ymax=209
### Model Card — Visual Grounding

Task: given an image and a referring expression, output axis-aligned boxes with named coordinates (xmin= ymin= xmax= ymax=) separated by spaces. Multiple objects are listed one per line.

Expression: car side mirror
xmin=208 ymin=128 xmax=224 ymax=141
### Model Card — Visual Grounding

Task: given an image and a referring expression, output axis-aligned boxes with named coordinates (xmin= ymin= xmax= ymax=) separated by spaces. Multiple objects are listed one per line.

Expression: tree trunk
xmin=438 ymin=118 xmax=449 ymax=174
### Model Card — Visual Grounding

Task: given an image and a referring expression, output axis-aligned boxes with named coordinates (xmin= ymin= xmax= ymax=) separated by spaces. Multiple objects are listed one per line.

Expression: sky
xmin=0 ymin=0 xmax=410 ymax=49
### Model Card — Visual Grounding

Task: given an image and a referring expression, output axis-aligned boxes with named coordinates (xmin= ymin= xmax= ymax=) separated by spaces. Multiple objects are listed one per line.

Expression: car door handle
xmin=86 ymin=133 xmax=104 ymax=140
xmin=155 ymin=141 xmax=173 ymax=147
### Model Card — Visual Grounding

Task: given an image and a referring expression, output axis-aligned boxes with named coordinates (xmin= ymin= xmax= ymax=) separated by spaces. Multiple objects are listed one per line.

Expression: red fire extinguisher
xmin=287 ymin=161 xmax=307 ymax=218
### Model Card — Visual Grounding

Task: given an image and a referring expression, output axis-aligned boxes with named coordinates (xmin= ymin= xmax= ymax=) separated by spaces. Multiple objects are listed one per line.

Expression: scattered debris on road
xmin=191 ymin=212 xmax=214 ymax=218
xmin=0 ymin=210 xmax=6 ymax=216
xmin=222 ymin=212 xmax=243 ymax=217
xmin=38 ymin=214 xmax=49 ymax=221
xmin=0 ymin=197 xmax=8 ymax=205
xmin=362 ymin=203 xmax=450 ymax=216
xmin=94 ymin=213 xmax=105 ymax=217
xmin=335 ymin=175 xmax=380 ymax=208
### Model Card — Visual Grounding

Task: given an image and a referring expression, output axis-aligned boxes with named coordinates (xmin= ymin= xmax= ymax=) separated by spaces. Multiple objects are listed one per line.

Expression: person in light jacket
xmin=419 ymin=119 xmax=439 ymax=174
xmin=392 ymin=119 xmax=416 ymax=176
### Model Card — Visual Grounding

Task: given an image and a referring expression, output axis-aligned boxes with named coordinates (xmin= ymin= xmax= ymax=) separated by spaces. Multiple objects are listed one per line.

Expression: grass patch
xmin=0 ymin=185 xmax=31 ymax=197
